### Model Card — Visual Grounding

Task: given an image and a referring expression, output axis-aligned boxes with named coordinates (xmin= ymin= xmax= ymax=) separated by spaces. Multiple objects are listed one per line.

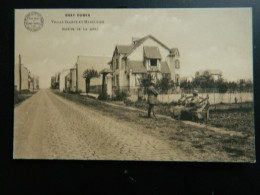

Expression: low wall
xmin=127 ymin=92 xmax=254 ymax=105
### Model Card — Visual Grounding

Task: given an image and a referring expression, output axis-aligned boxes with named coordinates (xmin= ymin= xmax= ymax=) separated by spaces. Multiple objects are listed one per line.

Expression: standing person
xmin=147 ymin=79 xmax=158 ymax=118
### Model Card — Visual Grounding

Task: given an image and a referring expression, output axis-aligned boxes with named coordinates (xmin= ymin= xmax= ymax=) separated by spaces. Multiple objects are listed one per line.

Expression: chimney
xmin=132 ymin=37 xmax=139 ymax=44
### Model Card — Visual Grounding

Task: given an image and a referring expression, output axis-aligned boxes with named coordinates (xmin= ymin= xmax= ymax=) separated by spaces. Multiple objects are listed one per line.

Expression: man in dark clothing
xmin=147 ymin=80 xmax=159 ymax=118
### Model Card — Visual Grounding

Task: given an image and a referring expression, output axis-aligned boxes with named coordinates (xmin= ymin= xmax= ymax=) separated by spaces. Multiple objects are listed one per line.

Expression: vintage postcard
xmin=14 ymin=8 xmax=255 ymax=162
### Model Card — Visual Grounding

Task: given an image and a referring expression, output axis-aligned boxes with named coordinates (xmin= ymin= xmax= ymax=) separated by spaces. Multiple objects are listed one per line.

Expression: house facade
xmin=65 ymin=73 xmax=70 ymax=92
xmin=69 ymin=68 xmax=77 ymax=92
xmin=109 ymin=35 xmax=180 ymax=89
xmin=74 ymin=56 xmax=111 ymax=93
xmin=59 ymin=69 xmax=70 ymax=92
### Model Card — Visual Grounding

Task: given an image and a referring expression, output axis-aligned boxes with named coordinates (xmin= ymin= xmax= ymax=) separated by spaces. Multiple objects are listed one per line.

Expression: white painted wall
xmin=59 ymin=70 xmax=70 ymax=92
xmin=127 ymin=38 xmax=170 ymax=61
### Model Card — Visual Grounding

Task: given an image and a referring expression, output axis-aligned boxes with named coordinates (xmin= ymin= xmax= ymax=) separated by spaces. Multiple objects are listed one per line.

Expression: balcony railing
xmin=148 ymin=66 xmax=159 ymax=72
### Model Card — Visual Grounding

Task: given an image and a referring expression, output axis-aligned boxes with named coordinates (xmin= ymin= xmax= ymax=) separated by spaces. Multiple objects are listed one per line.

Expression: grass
xmin=14 ymin=91 xmax=37 ymax=105
xmin=52 ymin=90 xmax=255 ymax=162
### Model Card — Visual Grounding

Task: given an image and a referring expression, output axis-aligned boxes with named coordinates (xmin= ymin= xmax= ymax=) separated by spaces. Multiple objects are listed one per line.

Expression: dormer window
xmin=143 ymin=46 xmax=161 ymax=69
xmin=150 ymin=59 xmax=157 ymax=66
xmin=116 ymin=59 xmax=119 ymax=69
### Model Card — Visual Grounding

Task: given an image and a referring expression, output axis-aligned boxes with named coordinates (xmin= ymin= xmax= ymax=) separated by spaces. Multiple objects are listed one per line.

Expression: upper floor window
xmin=175 ymin=74 xmax=180 ymax=84
xmin=116 ymin=75 xmax=119 ymax=86
xmin=150 ymin=59 xmax=157 ymax=66
xmin=116 ymin=59 xmax=119 ymax=69
xmin=175 ymin=59 xmax=180 ymax=69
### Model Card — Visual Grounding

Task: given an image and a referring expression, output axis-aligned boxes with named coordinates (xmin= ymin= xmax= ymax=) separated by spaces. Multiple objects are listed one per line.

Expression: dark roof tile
xmin=144 ymin=46 xmax=162 ymax=59
xmin=128 ymin=61 xmax=147 ymax=73
xmin=161 ymin=61 xmax=171 ymax=74
xmin=116 ymin=45 xmax=132 ymax=54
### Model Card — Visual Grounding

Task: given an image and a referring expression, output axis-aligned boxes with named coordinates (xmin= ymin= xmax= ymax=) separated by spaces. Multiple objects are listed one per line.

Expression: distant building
xmin=51 ymin=74 xmax=59 ymax=89
xmin=14 ymin=63 xmax=32 ymax=91
xmin=195 ymin=69 xmax=222 ymax=80
xmin=74 ymin=56 xmax=111 ymax=93
xmin=109 ymin=34 xmax=180 ymax=88
xmin=28 ymin=72 xmax=34 ymax=91
xmin=69 ymin=68 xmax=77 ymax=92
xmin=65 ymin=72 xmax=70 ymax=92
xmin=180 ymin=76 xmax=193 ymax=83
xmin=34 ymin=76 xmax=40 ymax=90
xmin=58 ymin=69 xmax=70 ymax=92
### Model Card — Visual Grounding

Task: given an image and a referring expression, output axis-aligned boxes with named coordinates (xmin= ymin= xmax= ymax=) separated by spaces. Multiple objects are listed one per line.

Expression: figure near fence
xmin=147 ymin=79 xmax=159 ymax=118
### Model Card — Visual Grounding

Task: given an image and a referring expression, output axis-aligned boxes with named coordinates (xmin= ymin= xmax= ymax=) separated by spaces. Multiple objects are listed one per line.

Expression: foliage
xmin=82 ymin=69 xmax=99 ymax=80
xmin=180 ymin=76 xmax=253 ymax=93
xmin=157 ymin=77 xmax=170 ymax=94
xmin=113 ymin=90 xmax=128 ymax=101
xmin=82 ymin=69 xmax=99 ymax=93
xmin=98 ymin=92 xmax=108 ymax=100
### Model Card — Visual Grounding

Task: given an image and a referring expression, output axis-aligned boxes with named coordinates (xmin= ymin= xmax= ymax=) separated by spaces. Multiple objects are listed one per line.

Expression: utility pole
xmin=19 ymin=54 xmax=22 ymax=94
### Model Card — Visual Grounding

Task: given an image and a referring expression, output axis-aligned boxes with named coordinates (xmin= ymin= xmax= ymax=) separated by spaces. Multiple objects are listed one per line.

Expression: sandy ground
xmin=14 ymin=89 xmax=189 ymax=161
xmin=13 ymin=89 xmax=255 ymax=162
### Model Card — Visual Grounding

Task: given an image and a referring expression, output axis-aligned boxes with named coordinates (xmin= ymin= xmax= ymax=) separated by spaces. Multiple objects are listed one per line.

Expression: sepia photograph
xmin=14 ymin=8 xmax=255 ymax=162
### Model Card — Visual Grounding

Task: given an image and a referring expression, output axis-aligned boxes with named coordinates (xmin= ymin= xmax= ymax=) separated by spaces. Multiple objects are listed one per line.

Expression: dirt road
xmin=14 ymin=89 xmax=190 ymax=161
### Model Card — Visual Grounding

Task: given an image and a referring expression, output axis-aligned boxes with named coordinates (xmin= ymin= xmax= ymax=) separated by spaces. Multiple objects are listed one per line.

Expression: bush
xmin=87 ymin=95 xmax=97 ymax=100
xmin=21 ymin=89 xmax=30 ymax=94
xmin=69 ymin=91 xmax=78 ymax=94
xmin=113 ymin=91 xmax=128 ymax=101
xmin=98 ymin=92 xmax=108 ymax=100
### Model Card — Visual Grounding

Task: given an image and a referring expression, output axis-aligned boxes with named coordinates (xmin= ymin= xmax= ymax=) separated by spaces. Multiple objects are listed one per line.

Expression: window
xmin=150 ymin=59 xmax=157 ymax=66
xmin=116 ymin=59 xmax=119 ymax=69
xmin=175 ymin=74 xmax=180 ymax=85
xmin=175 ymin=60 xmax=180 ymax=69
xmin=116 ymin=75 xmax=119 ymax=86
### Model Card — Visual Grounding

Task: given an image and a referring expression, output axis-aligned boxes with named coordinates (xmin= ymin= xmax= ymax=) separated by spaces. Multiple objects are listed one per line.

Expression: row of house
xmin=51 ymin=34 xmax=181 ymax=96
xmin=51 ymin=56 xmax=111 ymax=93
xmin=15 ymin=62 xmax=39 ymax=92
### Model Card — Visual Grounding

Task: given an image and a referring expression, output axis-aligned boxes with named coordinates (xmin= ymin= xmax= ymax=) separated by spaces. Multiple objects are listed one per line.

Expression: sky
xmin=15 ymin=8 xmax=253 ymax=88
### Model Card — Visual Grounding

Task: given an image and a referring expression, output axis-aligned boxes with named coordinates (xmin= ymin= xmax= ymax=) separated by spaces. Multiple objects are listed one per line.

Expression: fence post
xmin=168 ymin=89 xmax=169 ymax=104
xmin=214 ymin=92 xmax=215 ymax=105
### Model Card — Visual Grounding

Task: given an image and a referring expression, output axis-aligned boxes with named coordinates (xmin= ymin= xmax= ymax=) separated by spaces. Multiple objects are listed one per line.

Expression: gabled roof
xmin=112 ymin=34 xmax=172 ymax=59
xmin=128 ymin=61 xmax=147 ymax=73
xmin=124 ymin=34 xmax=171 ymax=58
xmin=160 ymin=61 xmax=171 ymax=74
xmin=144 ymin=46 xmax=162 ymax=59
xmin=116 ymin=45 xmax=132 ymax=54
xmin=59 ymin=69 xmax=70 ymax=76
xmin=207 ymin=69 xmax=222 ymax=75
xmin=76 ymin=56 xmax=111 ymax=72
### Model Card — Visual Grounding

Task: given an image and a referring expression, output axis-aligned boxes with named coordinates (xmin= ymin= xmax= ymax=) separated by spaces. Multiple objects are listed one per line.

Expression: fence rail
xmin=88 ymin=85 xmax=253 ymax=104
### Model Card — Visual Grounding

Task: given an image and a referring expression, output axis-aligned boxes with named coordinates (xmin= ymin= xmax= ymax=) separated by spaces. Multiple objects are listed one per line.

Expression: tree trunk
xmin=86 ymin=79 xmax=90 ymax=94
xmin=102 ymin=74 xmax=106 ymax=95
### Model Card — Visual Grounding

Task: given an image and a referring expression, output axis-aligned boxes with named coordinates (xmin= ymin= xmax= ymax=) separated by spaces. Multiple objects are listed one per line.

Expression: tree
xmin=158 ymin=77 xmax=170 ymax=94
xmin=140 ymin=73 xmax=153 ymax=95
xmin=82 ymin=69 xmax=99 ymax=94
